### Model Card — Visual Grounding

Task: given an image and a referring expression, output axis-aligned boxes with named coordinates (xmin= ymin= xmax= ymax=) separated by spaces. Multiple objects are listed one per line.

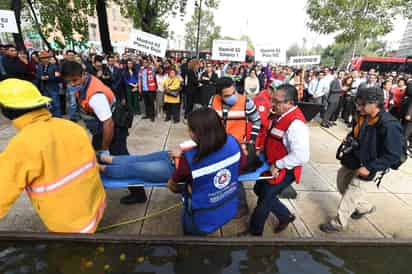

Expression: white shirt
xmin=324 ymin=74 xmax=335 ymax=93
xmin=274 ymin=107 xmax=310 ymax=170
xmin=89 ymin=93 xmax=112 ymax=122
xmin=312 ymin=78 xmax=329 ymax=98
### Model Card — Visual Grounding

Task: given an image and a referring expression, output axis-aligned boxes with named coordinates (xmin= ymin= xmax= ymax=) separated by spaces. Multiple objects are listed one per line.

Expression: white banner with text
xmin=0 ymin=10 xmax=18 ymax=33
xmin=212 ymin=40 xmax=247 ymax=62
xmin=126 ymin=30 xmax=167 ymax=57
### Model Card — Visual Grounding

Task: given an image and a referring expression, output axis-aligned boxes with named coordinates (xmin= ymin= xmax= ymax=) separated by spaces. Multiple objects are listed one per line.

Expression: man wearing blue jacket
xmin=320 ymin=86 xmax=403 ymax=233
xmin=35 ymin=51 xmax=61 ymax=117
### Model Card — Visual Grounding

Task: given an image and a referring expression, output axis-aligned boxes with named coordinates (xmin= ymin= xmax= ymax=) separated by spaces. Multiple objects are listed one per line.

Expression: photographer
xmin=320 ymin=87 xmax=403 ymax=233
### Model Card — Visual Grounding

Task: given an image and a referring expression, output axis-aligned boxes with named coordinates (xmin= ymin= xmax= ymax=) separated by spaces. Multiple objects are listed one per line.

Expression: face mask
xmin=223 ymin=94 xmax=238 ymax=106
xmin=68 ymin=84 xmax=83 ymax=92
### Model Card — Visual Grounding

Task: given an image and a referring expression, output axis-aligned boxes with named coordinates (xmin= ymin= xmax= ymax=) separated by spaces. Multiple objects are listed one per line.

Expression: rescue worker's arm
xmin=101 ymin=118 xmax=114 ymax=151
xmin=0 ymin=138 xmax=40 ymax=219
xmin=245 ymin=98 xmax=261 ymax=143
xmin=88 ymin=93 xmax=114 ymax=151
xmin=275 ymin=120 xmax=310 ymax=170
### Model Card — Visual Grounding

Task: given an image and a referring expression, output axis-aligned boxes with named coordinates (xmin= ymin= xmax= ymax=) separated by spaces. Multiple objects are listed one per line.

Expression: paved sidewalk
xmin=1 ymin=114 xmax=412 ymax=239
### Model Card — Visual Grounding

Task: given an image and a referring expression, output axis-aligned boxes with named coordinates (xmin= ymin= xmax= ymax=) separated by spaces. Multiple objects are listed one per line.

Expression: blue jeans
xmin=45 ymin=88 xmax=62 ymax=117
xmin=103 ymin=151 xmax=175 ymax=182
xmin=67 ymin=86 xmax=78 ymax=120
xmin=249 ymin=172 xmax=295 ymax=236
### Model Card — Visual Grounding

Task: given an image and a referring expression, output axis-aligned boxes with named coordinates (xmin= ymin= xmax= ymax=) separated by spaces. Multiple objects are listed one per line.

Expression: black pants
xmin=404 ymin=120 xmax=412 ymax=143
xmin=165 ymin=103 xmax=180 ymax=122
xmin=142 ymin=91 xmax=156 ymax=119
xmin=341 ymin=95 xmax=355 ymax=123
xmin=184 ymin=91 xmax=194 ymax=118
xmin=92 ymin=126 xmax=146 ymax=198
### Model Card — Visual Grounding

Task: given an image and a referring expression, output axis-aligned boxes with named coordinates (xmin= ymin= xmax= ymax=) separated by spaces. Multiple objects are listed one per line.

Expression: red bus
xmin=350 ymin=56 xmax=412 ymax=73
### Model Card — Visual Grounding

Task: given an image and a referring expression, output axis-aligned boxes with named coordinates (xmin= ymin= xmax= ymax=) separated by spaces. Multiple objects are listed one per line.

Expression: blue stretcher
xmin=102 ymin=158 xmax=273 ymax=189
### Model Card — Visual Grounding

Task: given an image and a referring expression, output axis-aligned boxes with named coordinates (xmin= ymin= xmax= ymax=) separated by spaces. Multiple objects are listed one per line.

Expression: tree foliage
xmin=117 ymin=0 xmax=218 ymax=38
xmin=306 ymin=0 xmax=412 ymax=44
xmin=184 ymin=7 xmax=220 ymax=50
xmin=31 ymin=0 xmax=95 ymax=48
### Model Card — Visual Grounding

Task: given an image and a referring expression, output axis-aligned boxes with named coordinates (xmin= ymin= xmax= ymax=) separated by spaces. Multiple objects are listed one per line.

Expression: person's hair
xmin=382 ymin=79 xmax=392 ymax=88
xmin=398 ymin=78 xmax=406 ymax=85
xmin=276 ymin=84 xmax=298 ymax=104
xmin=342 ymin=76 xmax=353 ymax=86
xmin=66 ymin=50 xmax=77 ymax=55
xmin=94 ymin=55 xmax=104 ymax=64
xmin=188 ymin=107 xmax=227 ymax=163
xmin=107 ymin=54 xmax=115 ymax=60
xmin=61 ymin=61 xmax=84 ymax=78
xmin=168 ymin=67 xmax=177 ymax=75
xmin=4 ymin=44 xmax=15 ymax=50
xmin=188 ymin=59 xmax=200 ymax=71
xmin=1 ymin=105 xmax=45 ymax=120
xmin=215 ymin=77 xmax=234 ymax=94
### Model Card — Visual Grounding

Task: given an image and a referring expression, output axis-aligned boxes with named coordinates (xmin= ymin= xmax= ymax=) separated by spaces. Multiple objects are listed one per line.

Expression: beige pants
xmin=330 ymin=166 xmax=374 ymax=230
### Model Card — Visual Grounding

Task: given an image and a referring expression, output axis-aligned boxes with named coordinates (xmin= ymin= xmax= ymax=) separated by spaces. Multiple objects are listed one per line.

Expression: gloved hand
xmin=96 ymin=150 xmax=110 ymax=163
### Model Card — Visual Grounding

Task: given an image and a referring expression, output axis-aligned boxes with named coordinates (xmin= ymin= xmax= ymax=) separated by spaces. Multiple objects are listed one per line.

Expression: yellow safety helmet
xmin=0 ymin=79 xmax=51 ymax=109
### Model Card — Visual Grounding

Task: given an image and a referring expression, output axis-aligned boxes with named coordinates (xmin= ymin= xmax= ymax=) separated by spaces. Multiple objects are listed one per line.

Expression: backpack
xmin=374 ymin=114 xmax=407 ymax=187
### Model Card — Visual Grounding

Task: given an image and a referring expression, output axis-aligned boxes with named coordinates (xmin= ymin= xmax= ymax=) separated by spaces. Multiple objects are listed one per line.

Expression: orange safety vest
xmin=77 ymin=75 xmax=115 ymax=114
xmin=211 ymin=94 xmax=247 ymax=144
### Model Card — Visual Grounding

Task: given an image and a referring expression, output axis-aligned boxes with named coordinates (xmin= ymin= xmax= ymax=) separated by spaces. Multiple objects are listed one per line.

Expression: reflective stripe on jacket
xmin=0 ymin=108 xmax=106 ymax=233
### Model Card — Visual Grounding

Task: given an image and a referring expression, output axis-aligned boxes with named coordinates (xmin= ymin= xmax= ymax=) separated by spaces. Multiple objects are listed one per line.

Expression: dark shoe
xmin=320 ymin=122 xmax=330 ymax=128
xmin=319 ymin=222 xmax=341 ymax=233
xmin=274 ymin=215 xmax=295 ymax=233
xmin=164 ymin=118 xmax=171 ymax=122
xmin=235 ymin=207 xmax=249 ymax=219
xmin=151 ymin=117 xmax=155 ymax=122
xmin=173 ymin=120 xmax=180 ymax=124
xmin=120 ymin=193 xmax=147 ymax=205
xmin=351 ymin=206 xmax=376 ymax=220
xmin=279 ymin=185 xmax=298 ymax=199
xmin=142 ymin=116 xmax=150 ymax=119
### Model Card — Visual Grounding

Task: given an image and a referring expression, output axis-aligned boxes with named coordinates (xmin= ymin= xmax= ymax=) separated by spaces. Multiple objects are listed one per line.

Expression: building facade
xmin=397 ymin=20 xmax=412 ymax=57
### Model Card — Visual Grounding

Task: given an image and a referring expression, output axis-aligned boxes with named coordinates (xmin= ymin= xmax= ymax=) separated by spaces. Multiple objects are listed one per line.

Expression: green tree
xmin=306 ymin=0 xmax=412 ymax=44
xmin=184 ymin=7 xmax=220 ymax=50
xmin=31 ymin=0 xmax=95 ymax=48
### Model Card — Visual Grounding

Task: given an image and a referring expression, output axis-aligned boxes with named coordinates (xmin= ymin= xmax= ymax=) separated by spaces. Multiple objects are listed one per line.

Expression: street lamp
xmin=195 ymin=0 xmax=203 ymax=59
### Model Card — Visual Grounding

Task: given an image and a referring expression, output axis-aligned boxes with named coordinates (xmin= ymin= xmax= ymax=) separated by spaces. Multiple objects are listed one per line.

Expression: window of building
xmin=112 ymin=8 xmax=116 ymax=21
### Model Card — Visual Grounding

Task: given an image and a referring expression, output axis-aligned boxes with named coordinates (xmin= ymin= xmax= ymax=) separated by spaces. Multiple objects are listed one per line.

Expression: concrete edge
xmin=1 ymin=231 xmax=412 ymax=246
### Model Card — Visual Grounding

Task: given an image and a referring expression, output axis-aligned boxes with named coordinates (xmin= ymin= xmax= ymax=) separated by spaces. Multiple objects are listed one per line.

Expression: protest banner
xmin=126 ymin=30 xmax=167 ymax=57
xmin=289 ymin=55 xmax=321 ymax=66
xmin=255 ymin=46 xmax=286 ymax=63
xmin=212 ymin=40 xmax=247 ymax=62
xmin=0 ymin=10 xmax=18 ymax=33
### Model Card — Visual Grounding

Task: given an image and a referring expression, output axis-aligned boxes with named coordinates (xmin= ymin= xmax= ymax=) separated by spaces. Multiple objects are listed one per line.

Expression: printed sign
xmin=212 ymin=40 xmax=247 ymax=62
xmin=255 ymin=46 xmax=286 ymax=63
xmin=0 ymin=10 xmax=18 ymax=33
xmin=289 ymin=55 xmax=321 ymax=66
xmin=126 ymin=30 xmax=167 ymax=57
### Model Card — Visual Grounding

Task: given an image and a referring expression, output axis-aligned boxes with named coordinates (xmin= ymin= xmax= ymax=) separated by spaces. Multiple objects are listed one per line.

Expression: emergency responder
xmin=250 ymin=84 xmax=310 ymax=236
xmin=0 ymin=79 xmax=106 ymax=233
xmin=61 ymin=61 xmax=147 ymax=204
xmin=209 ymin=77 xmax=262 ymax=218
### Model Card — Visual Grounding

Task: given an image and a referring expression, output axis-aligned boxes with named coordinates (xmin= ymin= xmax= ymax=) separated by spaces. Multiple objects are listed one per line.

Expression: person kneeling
xmin=167 ymin=108 xmax=247 ymax=236
xmin=249 ymin=84 xmax=310 ymax=236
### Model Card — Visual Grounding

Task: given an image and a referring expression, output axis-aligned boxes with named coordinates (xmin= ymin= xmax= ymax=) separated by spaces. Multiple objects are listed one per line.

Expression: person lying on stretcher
xmin=100 ymin=108 xmax=252 ymax=235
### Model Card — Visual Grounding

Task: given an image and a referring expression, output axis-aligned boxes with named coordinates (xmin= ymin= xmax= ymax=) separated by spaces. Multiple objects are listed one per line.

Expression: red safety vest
xmin=77 ymin=75 xmax=115 ymax=114
xmin=139 ymin=67 xmax=157 ymax=91
xmin=247 ymin=89 xmax=272 ymax=150
xmin=264 ymin=106 xmax=306 ymax=184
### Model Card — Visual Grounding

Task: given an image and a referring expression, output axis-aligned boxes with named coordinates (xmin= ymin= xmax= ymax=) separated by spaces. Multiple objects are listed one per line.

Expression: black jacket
xmin=353 ymin=111 xmax=403 ymax=174
xmin=200 ymin=71 xmax=218 ymax=106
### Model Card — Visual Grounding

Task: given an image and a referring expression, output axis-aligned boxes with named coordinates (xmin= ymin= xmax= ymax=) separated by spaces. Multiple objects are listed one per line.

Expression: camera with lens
xmin=336 ymin=136 xmax=361 ymax=170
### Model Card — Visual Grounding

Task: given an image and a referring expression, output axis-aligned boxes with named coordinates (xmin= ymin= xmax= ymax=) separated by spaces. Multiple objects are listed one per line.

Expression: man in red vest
xmin=249 ymin=84 xmax=310 ymax=236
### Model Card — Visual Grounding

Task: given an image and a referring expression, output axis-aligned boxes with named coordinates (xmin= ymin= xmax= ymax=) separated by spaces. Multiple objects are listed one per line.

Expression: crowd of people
xmin=0 ymin=43 xmax=410 ymax=236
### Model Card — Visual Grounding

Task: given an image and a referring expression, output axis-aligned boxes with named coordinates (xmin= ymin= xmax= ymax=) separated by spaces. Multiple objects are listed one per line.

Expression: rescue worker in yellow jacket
xmin=0 ymin=79 xmax=106 ymax=233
